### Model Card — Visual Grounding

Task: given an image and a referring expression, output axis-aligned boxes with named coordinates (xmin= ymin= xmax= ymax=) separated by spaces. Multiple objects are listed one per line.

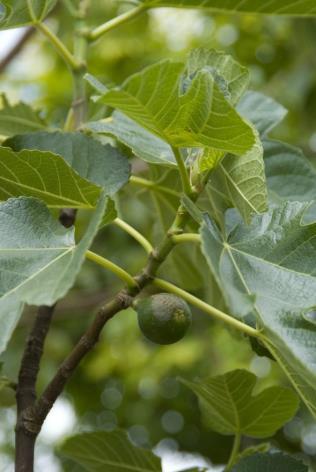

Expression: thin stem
xmin=153 ymin=278 xmax=260 ymax=339
xmin=130 ymin=175 xmax=181 ymax=198
xmin=114 ymin=218 xmax=153 ymax=254
xmin=72 ymin=64 xmax=87 ymax=130
xmin=86 ymin=250 xmax=137 ymax=288
xmin=172 ymin=233 xmax=201 ymax=244
xmin=36 ymin=22 xmax=81 ymax=70
xmin=88 ymin=5 xmax=146 ymax=41
xmin=72 ymin=71 xmax=87 ymax=127
xmin=172 ymin=147 xmax=192 ymax=196
xmin=225 ymin=433 xmax=241 ymax=471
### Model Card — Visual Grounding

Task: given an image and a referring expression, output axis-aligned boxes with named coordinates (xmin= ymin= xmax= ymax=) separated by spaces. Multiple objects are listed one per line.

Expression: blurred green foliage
xmin=1 ymin=1 xmax=316 ymax=470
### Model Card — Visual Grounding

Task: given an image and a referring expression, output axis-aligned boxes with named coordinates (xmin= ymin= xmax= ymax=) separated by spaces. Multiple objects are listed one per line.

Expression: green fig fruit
xmin=135 ymin=293 xmax=192 ymax=345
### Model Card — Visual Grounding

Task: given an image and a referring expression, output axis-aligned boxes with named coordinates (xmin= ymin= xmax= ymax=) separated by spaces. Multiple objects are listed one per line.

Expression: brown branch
xmin=32 ymin=291 xmax=134 ymax=428
xmin=16 ymin=305 xmax=56 ymax=411
xmin=15 ymin=209 xmax=76 ymax=472
xmin=0 ymin=28 xmax=35 ymax=74
xmin=28 ymin=206 xmax=191 ymax=432
xmin=15 ymin=305 xmax=55 ymax=471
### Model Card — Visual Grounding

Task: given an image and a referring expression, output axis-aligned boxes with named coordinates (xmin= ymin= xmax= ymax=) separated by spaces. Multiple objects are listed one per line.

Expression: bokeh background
xmin=1 ymin=1 xmax=316 ymax=470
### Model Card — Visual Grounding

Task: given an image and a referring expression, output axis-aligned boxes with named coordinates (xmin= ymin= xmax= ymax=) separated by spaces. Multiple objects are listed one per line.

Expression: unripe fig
xmin=135 ymin=293 xmax=192 ymax=345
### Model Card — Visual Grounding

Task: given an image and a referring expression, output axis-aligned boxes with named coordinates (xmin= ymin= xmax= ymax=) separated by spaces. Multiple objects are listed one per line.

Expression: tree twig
xmin=28 ymin=203 xmax=193 ymax=431
xmin=0 ymin=28 xmax=35 ymax=74
xmin=15 ymin=305 xmax=56 ymax=470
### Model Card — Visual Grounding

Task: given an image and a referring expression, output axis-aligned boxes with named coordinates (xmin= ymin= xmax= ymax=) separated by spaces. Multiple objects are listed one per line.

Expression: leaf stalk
xmin=36 ymin=22 xmax=82 ymax=71
xmin=172 ymin=146 xmax=193 ymax=196
xmin=87 ymin=5 xmax=146 ymax=41
xmin=85 ymin=250 xmax=138 ymax=288
xmin=225 ymin=432 xmax=241 ymax=471
xmin=114 ymin=218 xmax=153 ymax=254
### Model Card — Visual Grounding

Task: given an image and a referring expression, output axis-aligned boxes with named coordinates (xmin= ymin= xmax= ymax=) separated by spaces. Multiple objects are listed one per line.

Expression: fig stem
xmin=153 ymin=278 xmax=260 ymax=339
xmin=85 ymin=250 xmax=138 ymax=288
xmin=114 ymin=218 xmax=153 ymax=254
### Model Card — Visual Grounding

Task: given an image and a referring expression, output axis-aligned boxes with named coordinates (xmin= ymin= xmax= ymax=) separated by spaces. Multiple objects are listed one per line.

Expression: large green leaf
xmin=0 ymin=95 xmax=47 ymax=136
xmin=0 ymin=194 xmax=107 ymax=354
xmin=87 ymin=49 xmax=251 ymax=169
xmin=264 ymin=140 xmax=316 ymax=201
xmin=181 ymin=370 xmax=298 ymax=438
xmin=200 ymin=95 xmax=270 ymax=226
xmin=0 ymin=146 xmax=101 ymax=208
xmin=200 ymin=203 xmax=316 ymax=415
xmin=91 ymin=59 xmax=256 ymax=155
xmin=86 ymin=112 xmax=176 ymax=167
xmin=204 ymin=91 xmax=285 ymax=222
xmin=60 ymin=430 xmax=162 ymax=471
xmin=264 ymin=140 xmax=316 ymax=222
xmin=141 ymin=0 xmax=316 ymax=16
xmin=185 ymin=97 xmax=282 ymax=222
xmin=261 ymin=338 xmax=316 ymax=419
xmin=207 ymin=132 xmax=267 ymax=224
xmin=237 ymin=92 xmax=287 ymax=136
xmin=0 ymin=0 xmax=57 ymax=29
xmin=186 ymin=50 xmax=261 ymax=203
xmin=5 ymin=131 xmax=131 ymax=196
xmin=232 ymin=453 xmax=308 ymax=472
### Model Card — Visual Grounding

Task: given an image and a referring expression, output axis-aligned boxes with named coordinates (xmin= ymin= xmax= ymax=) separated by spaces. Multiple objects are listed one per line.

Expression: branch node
xmin=167 ymin=227 xmax=184 ymax=237
xmin=17 ymin=407 xmax=42 ymax=436
xmin=117 ymin=290 xmax=134 ymax=309
xmin=150 ymin=249 xmax=165 ymax=264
